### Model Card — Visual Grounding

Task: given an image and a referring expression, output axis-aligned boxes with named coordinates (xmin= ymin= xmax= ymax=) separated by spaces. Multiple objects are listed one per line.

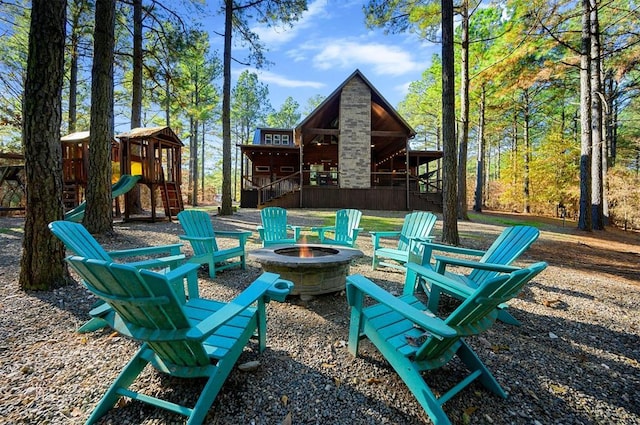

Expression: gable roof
xmin=295 ymin=69 xmax=415 ymax=138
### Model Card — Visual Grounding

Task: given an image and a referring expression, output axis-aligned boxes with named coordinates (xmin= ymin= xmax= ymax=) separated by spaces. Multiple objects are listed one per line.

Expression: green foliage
xmin=608 ymin=168 xmax=640 ymax=230
xmin=0 ymin=0 xmax=29 ymax=141
xmin=231 ymin=70 xmax=271 ymax=143
xmin=266 ymin=96 xmax=300 ymax=128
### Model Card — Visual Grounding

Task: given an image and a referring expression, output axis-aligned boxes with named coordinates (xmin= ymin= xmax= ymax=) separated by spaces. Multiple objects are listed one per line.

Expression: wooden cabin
xmin=116 ymin=126 xmax=184 ymax=221
xmin=240 ymin=70 xmax=443 ymax=211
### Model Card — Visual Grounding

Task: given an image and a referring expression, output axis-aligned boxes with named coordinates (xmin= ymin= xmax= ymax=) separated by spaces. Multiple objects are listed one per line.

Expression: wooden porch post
xmin=406 ymin=137 xmax=410 ymax=210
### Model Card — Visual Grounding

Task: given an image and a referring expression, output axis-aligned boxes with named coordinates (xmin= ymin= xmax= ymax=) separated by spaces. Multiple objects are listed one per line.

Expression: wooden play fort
xmin=61 ymin=126 xmax=184 ymax=222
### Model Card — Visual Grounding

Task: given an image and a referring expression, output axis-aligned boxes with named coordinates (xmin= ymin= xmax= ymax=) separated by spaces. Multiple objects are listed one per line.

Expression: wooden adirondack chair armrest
xmin=370 ymin=231 xmax=401 ymax=250
xmin=126 ymin=254 xmax=185 ymax=270
xmin=287 ymin=225 xmax=302 ymax=240
xmin=311 ymin=225 xmax=335 ymax=234
xmin=346 ymin=274 xmax=456 ymax=338
xmin=419 ymin=242 xmax=486 ymax=257
xmin=351 ymin=228 xmax=363 ymax=240
xmin=311 ymin=225 xmax=335 ymax=242
xmin=162 ymin=262 xmax=201 ymax=300
xmin=265 ymin=279 xmax=295 ymax=302
xmin=256 ymin=226 xmax=265 ymax=239
xmin=405 ymin=262 xmax=476 ymax=299
xmin=215 ymin=230 xmax=252 ymax=244
xmin=107 ymin=243 xmax=184 ymax=258
xmin=187 ymin=272 xmax=292 ymax=340
xmin=434 ymin=256 xmax=521 ymax=275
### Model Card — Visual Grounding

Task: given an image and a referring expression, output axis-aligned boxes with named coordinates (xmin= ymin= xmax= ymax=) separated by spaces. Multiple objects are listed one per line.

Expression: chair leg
xmin=379 ymin=345 xmax=453 ymax=425
xmin=77 ymin=318 xmax=108 ymax=333
xmin=426 ymin=287 xmax=442 ymax=314
xmin=208 ymin=260 xmax=216 ymax=279
xmin=456 ymin=340 xmax=507 ymax=399
xmin=497 ymin=308 xmax=521 ymax=326
xmin=86 ymin=346 xmax=149 ymax=424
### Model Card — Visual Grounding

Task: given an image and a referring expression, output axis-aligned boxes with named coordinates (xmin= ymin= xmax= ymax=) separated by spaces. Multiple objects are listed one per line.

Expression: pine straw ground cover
xmin=0 ymin=209 xmax=638 ymax=425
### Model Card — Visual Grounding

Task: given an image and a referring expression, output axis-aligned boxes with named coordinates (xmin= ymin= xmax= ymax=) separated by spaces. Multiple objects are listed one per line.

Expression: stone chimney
xmin=339 ymin=75 xmax=371 ymax=189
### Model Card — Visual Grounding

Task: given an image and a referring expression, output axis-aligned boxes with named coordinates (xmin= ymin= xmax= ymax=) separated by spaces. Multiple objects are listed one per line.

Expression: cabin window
xmin=255 ymin=165 xmax=270 ymax=173
xmin=273 ymin=134 xmax=281 ymax=145
xmin=280 ymin=166 xmax=295 ymax=173
xmin=264 ymin=134 xmax=272 ymax=144
xmin=282 ymin=134 xmax=290 ymax=145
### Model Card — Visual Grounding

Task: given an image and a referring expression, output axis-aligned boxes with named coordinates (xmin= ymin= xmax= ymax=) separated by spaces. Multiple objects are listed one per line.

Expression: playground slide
xmin=64 ymin=174 xmax=142 ymax=222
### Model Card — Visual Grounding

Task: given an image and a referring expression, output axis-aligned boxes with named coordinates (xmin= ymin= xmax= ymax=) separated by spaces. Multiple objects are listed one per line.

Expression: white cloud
xmin=311 ymin=40 xmax=426 ymax=76
xmin=235 ymin=67 xmax=325 ymax=90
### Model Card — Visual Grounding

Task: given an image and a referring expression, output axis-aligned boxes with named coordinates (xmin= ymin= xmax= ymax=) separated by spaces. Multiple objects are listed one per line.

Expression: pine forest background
xmin=1 ymin=0 xmax=639 ymax=230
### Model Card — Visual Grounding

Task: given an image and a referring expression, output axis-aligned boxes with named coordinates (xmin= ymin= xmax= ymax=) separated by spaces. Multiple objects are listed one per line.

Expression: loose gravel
xmin=0 ymin=209 xmax=638 ymax=425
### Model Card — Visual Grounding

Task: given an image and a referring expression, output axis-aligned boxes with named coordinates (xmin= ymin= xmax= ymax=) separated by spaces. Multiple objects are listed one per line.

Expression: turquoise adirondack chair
xmin=49 ymin=220 xmax=185 ymax=332
xmin=312 ymin=209 xmax=363 ymax=247
xmin=420 ymin=225 xmax=540 ymax=325
xmin=257 ymin=207 xmax=301 ymax=246
xmin=177 ymin=210 xmax=252 ymax=278
xmin=346 ymin=261 xmax=548 ymax=425
xmin=370 ymin=211 xmax=437 ymax=270
xmin=65 ymin=255 xmax=293 ymax=425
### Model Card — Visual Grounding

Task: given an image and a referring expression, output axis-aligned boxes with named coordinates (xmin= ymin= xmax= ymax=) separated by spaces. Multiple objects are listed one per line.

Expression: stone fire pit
xmin=250 ymin=244 xmax=363 ymax=300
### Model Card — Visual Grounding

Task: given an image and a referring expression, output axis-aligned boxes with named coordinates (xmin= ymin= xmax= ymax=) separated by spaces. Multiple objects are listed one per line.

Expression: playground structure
xmin=0 ymin=153 xmax=25 ymax=213
xmin=64 ymin=174 xmax=142 ymax=222
xmin=116 ymin=126 xmax=184 ymax=222
xmin=61 ymin=126 xmax=184 ymax=222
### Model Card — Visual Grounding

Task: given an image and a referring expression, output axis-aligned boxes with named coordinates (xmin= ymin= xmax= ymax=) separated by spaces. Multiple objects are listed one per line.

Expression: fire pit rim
xmin=249 ymin=244 xmax=363 ymax=267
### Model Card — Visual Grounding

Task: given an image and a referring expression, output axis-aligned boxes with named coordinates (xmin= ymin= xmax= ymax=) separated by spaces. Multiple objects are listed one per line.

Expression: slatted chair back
xmin=49 ymin=221 xmax=112 ymax=260
xmin=260 ymin=207 xmax=289 ymax=242
xmin=468 ymin=225 xmax=540 ymax=284
xmin=413 ymin=262 xmax=547 ymax=361
xmin=397 ymin=211 xmax=437 ymax=252
xmin=332 ymin=209 xmax=362 ymax=246
xmin=177 ymin=210 xmax=219 ymax=255
xmin=67 ymin=256 xmax=209 ymax=366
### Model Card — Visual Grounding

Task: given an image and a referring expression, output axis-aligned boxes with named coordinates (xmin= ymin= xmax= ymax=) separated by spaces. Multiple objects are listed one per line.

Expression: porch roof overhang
xmin=408 ymin=150 xmax=443 ymax=167
xmin=239 ymin=144 xmax=300 ymax=157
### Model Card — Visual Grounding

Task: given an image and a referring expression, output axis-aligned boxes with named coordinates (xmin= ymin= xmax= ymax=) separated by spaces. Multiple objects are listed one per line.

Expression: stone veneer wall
xmin=339 ymin=76 xmax=371 ymax=189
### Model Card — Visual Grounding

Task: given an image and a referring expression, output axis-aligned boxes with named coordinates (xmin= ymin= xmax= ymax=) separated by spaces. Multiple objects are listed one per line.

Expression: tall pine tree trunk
xmin=85 ymin=0 xmax=115 ymax=234
xmin=474 ymin=85 xmax=485 ymax=212
xmin=126 ymin=0 xmax=144 ymax=215
xmin=457 ymin=0 xmax=470 ymax=220
xmin=131 ymin=0 xmax=142 ymax=128
xmin=67 ymin=0 xmax=82 ymax=133
xmin=523 ymin=90 xmax=531 ymax=214
xmin=579 ymin=0 xmax=593 ymax=231
xmin=441 ymin=0 xmax=459 ymax=245
xmin=590 ymin=0 xmax=604 ymax=229
xmin=220 ymin=0 xmax=233 ymax=215
xmin=19 ymin=0 xmax=68 ymax=290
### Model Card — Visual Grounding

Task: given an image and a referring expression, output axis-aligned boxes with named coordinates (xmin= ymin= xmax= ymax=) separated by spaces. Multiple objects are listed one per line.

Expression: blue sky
xmin=205 ymin=0 xmax=439 ymax=111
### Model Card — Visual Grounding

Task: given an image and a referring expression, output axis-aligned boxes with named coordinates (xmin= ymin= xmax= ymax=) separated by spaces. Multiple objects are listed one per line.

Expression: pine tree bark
xmin=457 ymin=0 xmax=470 ymax=220
xmin=19 ymin=0 xmax=68 ymax=291
xmin=523 ymin=90 xmax=531 ymax=214
xmin=85 ymin=0 xmax=115 ymax=234
xmin=220 ymin=0 xmax=233 ymax=215
xmin=578 ymin=0 xmax=593 ymax=231
xmin=590 ymin=0 xmax=604 ymax=229
xmin=441 ymin=0 xmax=459 ymax=245
xmin=474 ymin=85 xmax=485 ymax=212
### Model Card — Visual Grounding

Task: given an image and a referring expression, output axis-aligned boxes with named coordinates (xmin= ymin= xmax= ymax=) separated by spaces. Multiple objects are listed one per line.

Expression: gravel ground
xmin=0 ymin=209 xmax=639 ymax=425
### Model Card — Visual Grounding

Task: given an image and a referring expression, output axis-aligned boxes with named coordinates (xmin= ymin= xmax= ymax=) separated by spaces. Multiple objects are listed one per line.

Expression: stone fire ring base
xmin=249 ymin=244 xmax=364 ymax=300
